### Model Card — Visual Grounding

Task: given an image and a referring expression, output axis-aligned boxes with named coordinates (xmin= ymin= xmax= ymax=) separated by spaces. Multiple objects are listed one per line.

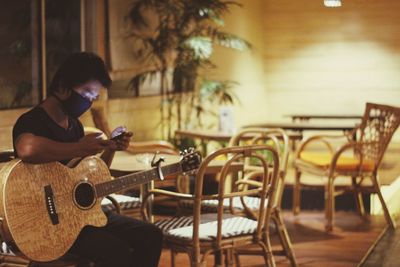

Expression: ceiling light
xmin=324 ymin=0 xmax=342 ymax=7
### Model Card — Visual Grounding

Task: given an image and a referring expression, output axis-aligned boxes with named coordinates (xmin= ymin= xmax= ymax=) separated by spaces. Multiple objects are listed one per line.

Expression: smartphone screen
xmin=111 ymin=131 xmax=126 ymax=141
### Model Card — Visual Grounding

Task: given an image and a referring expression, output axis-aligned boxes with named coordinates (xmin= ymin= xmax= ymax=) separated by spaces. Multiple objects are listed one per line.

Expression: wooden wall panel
xmin=0 ymin=108 xmax=29 ymax=150
xmin=260 ymin=0 xmax=400 ymax=121
xmin=106 ymin=96 xmax=163 ymax=141
xmin=1 ymin=0 xmax=400 ymax=148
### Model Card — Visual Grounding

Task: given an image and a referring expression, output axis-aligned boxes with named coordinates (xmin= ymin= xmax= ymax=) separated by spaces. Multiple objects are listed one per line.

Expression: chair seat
xmin=155 ymin=215 xmax=257 ymax=241
xmin=299 ymin=152 xmax=375 ymax=172
xmin=101 ymin=194 xmax=141 ymax=211
xmin=155 ymin=216 xmax=195 ymax=233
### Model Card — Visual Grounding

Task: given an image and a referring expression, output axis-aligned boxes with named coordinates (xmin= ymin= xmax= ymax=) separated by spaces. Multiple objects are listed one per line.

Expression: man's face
xmin=73 ymin=80 xmax=103 ymax=102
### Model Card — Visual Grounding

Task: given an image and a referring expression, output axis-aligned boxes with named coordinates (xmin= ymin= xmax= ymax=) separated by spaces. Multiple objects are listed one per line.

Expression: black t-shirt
xmin=12 ymin=106 xmax=84 ymax=163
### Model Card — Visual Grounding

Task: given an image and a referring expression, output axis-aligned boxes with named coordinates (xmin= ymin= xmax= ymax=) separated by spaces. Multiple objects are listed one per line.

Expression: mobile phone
xmin=110 ymin=131 xmax=127 ymax=141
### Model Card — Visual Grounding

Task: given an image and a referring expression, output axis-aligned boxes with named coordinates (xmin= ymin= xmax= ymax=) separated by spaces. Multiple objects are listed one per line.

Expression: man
xmin=13 ymin=52 xmax=163 ymax=267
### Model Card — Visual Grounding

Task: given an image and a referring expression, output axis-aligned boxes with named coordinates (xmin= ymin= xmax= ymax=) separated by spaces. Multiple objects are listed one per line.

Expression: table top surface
xmin=111 ymin=151 xmax=181 ymax=172
xmin=243 ymin=121 xmax=358 ymax=131
xmin=175 ymin=129 xmax=233 ymax=142
xmin=111 ymin=151 xmax=243 ymax=174
xmin=175 ymin=129 xmax=303 ymax=141
xmin=284 ymin=114 xmax=363 ymax=120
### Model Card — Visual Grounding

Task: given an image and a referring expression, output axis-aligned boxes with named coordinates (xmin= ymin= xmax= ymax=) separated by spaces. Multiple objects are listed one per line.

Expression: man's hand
xmin=78 ymin=133 xmax=109 ymax=156
xmin=100 ymin=127 xmax=133 ymax=167
xmin=109 ymin=128 xmax=133 ymax=151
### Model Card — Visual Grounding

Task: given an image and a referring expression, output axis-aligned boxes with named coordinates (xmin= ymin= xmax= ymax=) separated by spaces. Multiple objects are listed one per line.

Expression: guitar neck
xmin=95 ymin=162 xmax=182 ymax=197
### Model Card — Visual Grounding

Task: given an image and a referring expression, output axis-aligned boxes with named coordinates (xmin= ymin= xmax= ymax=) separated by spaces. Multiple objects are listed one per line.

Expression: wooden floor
xmin=157 ymin=211 xmax=387 ymax=267
xmin=362 ymin=217 xmax=400 ymax=267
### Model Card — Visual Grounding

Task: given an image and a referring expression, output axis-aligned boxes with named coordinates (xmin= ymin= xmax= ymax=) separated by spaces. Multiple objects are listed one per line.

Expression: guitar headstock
xmin=180 ymin=148 xmax=202 ymax=174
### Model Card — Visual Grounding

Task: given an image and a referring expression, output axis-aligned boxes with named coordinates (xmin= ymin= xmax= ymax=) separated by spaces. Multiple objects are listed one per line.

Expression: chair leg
xmin=272 ymin=210 xmax=298 ymax=267
xmin=258 ymin=240 xmax=276 ymax=267
xmin=189 ymin=251 xmax=204 ymax=267
xmin=224 ymin=249 xmax=234 ymax=267
xmin=171 ymin=249 xmax=177 ymax=267
xmin=214 ymin=250 xmax=223 ymax=267
xmin=233 ymin=249 xmax=241 ymax=267
xmin=177 ymin=174 xmax=190 ymax=193
xmin=325 ymin=177 xmax=335 ymax=232
xmin=293 ymin=170 xmax=302 ymax=215
xmin=371 ymin=175 xmax=396 ymax=229
xmin=352 ymin=176 xmax=366 ymax=217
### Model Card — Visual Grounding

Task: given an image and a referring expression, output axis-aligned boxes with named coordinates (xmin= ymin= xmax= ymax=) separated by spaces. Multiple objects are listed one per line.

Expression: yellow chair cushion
xmin=300 ymin=152 xmax=375 ymax=172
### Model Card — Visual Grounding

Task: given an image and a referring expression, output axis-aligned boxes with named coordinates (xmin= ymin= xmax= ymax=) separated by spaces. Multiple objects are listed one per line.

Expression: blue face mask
xmin=62 ymin=90 xmax=92 ymax=118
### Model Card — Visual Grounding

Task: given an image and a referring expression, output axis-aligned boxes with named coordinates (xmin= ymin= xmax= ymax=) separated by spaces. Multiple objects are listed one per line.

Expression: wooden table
xmin=175 ymin=129 xmax=303 ymax=155
xmin=110 ymin=151 xmax=186 ymax=193
xmin=284 ymin=114 xmax=363 ymax=122
xmin=243 ymin=122 xmax=359 ymax=150
xmin=111 ymin=151 xmax=243 ymax=187
xmin=175 ymin=129 xmax=235 ymax=143
xmin=111 ymin=151 xmax=185 ymax=219
xmin=111 ymin=151 xmax=181 ymax=173
xmin=175 ymin=129 xmax=231 ymax=156
xmin=111 ymin=151 xmax=244 ymax=206
xmin=243 ymin=122 xmax=358 ymax=132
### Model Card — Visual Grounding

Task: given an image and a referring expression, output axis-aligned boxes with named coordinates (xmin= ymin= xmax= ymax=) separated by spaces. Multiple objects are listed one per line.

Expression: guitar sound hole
xmin=74 ymin=182 xmax=95 ymax=209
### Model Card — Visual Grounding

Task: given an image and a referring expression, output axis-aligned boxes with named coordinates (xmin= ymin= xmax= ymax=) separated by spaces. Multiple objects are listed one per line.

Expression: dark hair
xmin=48 ymin=52 xmax=112 ymax=94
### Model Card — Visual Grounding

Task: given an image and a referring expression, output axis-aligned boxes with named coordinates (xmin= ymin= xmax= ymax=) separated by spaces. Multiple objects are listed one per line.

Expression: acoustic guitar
xmin=0 ymin=150 xmax=201 ymax=262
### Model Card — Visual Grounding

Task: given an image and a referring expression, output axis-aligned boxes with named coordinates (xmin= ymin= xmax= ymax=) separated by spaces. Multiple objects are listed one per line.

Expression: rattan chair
xmin=142 ymin=144 xmax=280 ymax=267
xmin=177 ymin=128 xmax=297 ymax=266
xmin=227 ymin=128 xmax=297 ymax=267
xmin=293 ymin=102 xmax=400 ymax=231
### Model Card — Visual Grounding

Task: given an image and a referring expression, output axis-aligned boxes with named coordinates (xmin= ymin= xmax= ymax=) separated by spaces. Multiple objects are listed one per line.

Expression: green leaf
xmin=184 ymin=36 xmax=213 ymax=59
xmin=214 ymin=32 xmax=251 ymax=51
xmin=199 ymin=79 xmax=240 ymax=105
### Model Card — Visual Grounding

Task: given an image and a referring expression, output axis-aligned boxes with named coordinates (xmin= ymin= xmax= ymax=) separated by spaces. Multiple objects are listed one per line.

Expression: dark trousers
xmin=69 ymin=211 xmax=163 ymax=267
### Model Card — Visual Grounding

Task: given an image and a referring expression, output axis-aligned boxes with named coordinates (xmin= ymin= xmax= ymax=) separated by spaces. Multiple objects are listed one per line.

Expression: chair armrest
xmin=236 ymin=179 xmax=263 ymax=188
xmin=328 ymin=140 xmax=379 ymax=175
xmin=295 ymin=134 xmax=349 ymax=159
xmin=105 ymin=195 xmax=121 ymax=214
xmin=234 ymin=170 xmax=265 ymax=192
xmin=141 ymin=189 xmax=194 ymax=221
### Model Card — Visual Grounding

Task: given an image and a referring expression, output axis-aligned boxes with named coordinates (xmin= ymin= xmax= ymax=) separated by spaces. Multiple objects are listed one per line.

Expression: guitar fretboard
xmin=95 ymin=162 xmax=182 ymax=197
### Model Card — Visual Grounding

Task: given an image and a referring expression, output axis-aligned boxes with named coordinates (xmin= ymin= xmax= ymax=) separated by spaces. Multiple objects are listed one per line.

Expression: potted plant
xmin=126 ymin=0 xmax=251 ymax=140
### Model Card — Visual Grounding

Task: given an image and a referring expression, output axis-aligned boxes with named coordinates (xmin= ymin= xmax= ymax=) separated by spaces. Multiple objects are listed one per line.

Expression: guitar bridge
xmin=44 ymin=185 xmax=59 ymax=225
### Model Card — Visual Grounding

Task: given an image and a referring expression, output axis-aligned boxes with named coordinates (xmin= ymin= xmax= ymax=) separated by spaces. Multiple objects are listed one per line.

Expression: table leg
xmin=141 ymin=181 xmax=154 ymax=222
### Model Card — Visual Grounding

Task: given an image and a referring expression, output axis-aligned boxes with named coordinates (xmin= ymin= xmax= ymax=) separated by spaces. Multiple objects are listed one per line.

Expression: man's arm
xmin=15 ymin=133 xmax=109 ymax=164
xmin=100 ymin=149 xmax=115 ymax=168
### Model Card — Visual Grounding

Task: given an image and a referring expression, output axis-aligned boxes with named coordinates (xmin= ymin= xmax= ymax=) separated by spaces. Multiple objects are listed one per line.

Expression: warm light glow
xmin=261 ymin=41 xmax=400 ymax=121
xmin=324 ymin=0 xmax=342 ymax=7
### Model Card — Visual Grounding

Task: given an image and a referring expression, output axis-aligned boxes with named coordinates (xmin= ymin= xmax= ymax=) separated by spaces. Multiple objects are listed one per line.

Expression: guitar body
xmin=0 ymin=156 xmax=110 ymax=262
